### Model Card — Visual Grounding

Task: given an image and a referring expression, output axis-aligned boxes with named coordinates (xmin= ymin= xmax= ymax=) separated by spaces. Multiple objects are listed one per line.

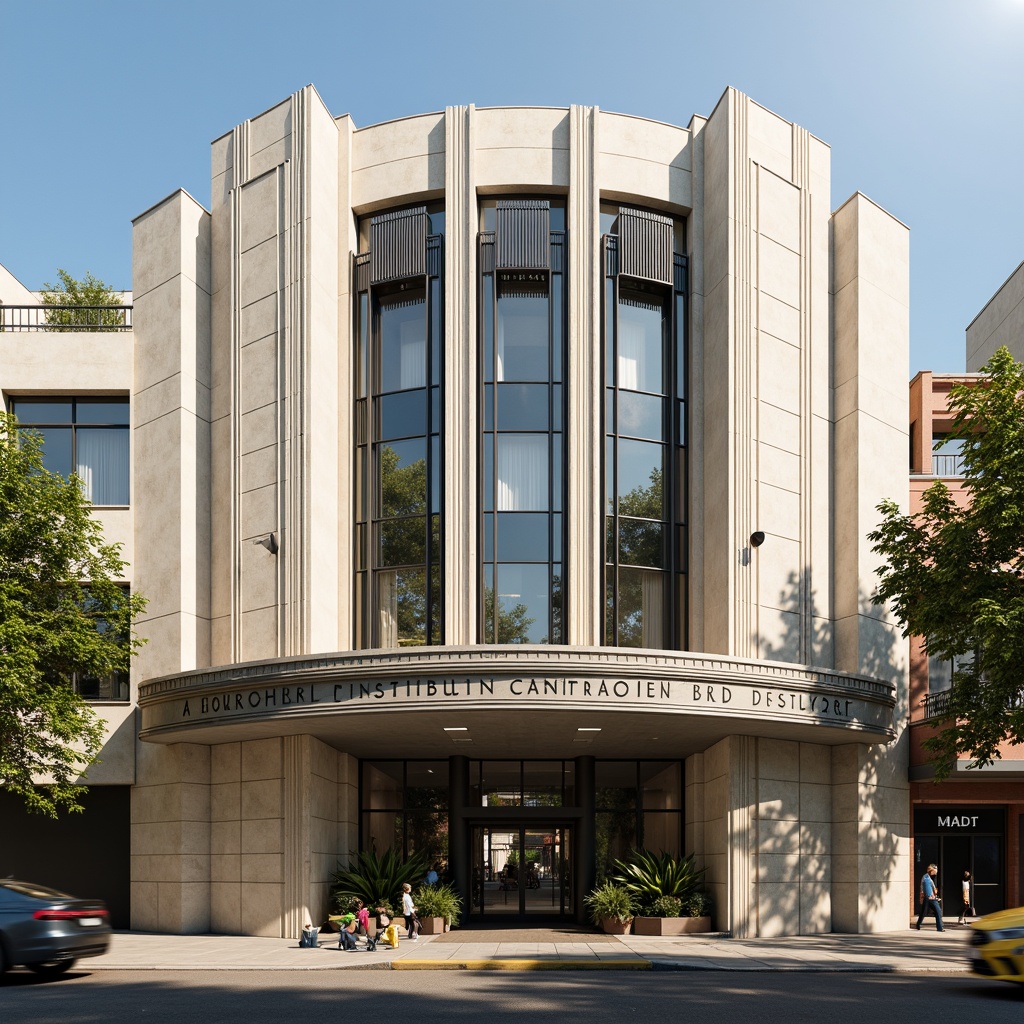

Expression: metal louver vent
xmin=370 ymin=207 xmax=428 ymax=284
xmin=619 ymin=207 xmax=672 ymax=285
xmin=496 ymin=200 xmax=550 ymax=270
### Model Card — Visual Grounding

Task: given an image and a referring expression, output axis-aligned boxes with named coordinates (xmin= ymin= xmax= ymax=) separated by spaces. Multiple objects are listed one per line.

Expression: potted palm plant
xmin=583 ymin=882 xmax=635 ymax=934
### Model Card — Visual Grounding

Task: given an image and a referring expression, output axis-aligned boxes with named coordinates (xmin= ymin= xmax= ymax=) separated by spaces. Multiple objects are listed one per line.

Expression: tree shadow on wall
xmin=748 ymin=569 xmax=908 ymax=933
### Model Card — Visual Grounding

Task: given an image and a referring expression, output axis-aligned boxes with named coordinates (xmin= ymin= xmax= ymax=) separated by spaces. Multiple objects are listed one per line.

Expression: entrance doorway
xmin=470 ymin=824 xmax=573 ymax=919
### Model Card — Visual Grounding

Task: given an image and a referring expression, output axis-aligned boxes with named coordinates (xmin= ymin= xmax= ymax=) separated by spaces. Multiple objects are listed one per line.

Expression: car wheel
xmin=27 ymin=958 xmax=75 ymax=977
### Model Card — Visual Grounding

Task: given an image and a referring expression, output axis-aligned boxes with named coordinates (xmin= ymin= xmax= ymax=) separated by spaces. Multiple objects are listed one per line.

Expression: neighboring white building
xmin=0 ymin=85 xmax=911 ymax=938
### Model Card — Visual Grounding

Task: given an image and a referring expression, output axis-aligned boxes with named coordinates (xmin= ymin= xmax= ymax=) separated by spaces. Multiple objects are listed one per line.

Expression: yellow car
xmin=969 ymin=906 xmax=1024 ymax=984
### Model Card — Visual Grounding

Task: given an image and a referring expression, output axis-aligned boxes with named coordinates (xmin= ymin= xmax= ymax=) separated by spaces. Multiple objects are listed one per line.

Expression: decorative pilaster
xmin=444 ymin=105 xmax=477 ymax=644
xmin=568 ymin=105 xmax=600 ymax=646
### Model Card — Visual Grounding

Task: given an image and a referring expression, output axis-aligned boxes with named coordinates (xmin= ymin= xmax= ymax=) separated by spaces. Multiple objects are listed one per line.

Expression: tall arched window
xmin=354 ymin=205 xmax=444 ymax=648
xmin=602 ymin=205 xmax=687 ymax=649
xmin=479 ymin=199 xmax=566 ymax=644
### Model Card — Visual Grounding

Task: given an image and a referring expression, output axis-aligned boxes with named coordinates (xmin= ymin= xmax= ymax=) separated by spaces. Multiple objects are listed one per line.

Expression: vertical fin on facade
xmin=568 ymin=104 xmax=600 ymax=646
xmin=444 ymin=104 xmax=477 ymax=643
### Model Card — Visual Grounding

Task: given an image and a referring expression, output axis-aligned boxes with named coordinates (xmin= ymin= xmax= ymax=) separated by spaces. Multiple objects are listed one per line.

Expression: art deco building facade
xmin=0 ymin=85 xmax=912 ymax=938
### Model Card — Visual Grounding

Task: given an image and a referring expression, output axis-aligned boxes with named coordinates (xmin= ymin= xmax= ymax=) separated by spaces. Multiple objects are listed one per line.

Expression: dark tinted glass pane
xmin=483 ymin=563 xmax=495 ymax=643
xmin=358 ymin=293 xmax=369 ymax=397
xmin=605 ymin=435 xmax=615 ymax=514
xmin=430 ymin=436 xmax=440 ymax=515
xmin=380 ymin=294 xmax=426 ymax=393
xmin=617 ymin=439 xmax=663 ymax=516
xmin=429 ymin=515 xmax=440 ymax=564
xmin=364 ymin=762 xmax=405 ymax=808
xmin=617 ymin=566 xmax=666 ymax=649
xmin=35 ymin=426 xmax=73 ymax=476
xmin=75 ymin=399 xmax=129 ymax=424
xmin=552 ymin=443 xmax=562 ymax=512
xmin=363 ymin=811 xmax=403 ymax=854
xmin=379 ymin=517 xmax=425 ymax=568
xmin=678 ymin=399 xmax=686 ymax=446
xmin=480 ymin=761 xmax=521 ymax=806
xmin=617 ymin=392 xmax=664 ymax=441
xmin=429 ymin=210 xmax=446 ymax=236
xmin=497 ymin=383 xmax=548 ymax=431
xmin=495 ymin=563 xmax=549 ymax=643
xmin=483 ymin=512 xmax=494 ymax=561
xmin=596 ymin=810 xmax=636 ymax=880
xmin=641 ymin=762 xmax=681 ymax=809
xmin=483 ymin=434 xmax=494 ymax=511
xmin=355 ymin=523 xmax=366 ymax=571
xmin=429 ymin=564 xmax=440 ymax=644
xmin=596 ymin=762 xmax=637 ymax=806
xmin=605 ymin=280 xmax=616 ymax=382
xmin=483 ymin=384 xmax=494 ymax=431
xmin=78 ymin=427 xmax=129 ymax=504
xmin=619 ymin=519 xmax=664 ymax=568
xmin=643 ymin=812 xmax=681 ymax=856
xmin=676 ymin=293 xmax=686 ymax=399
xmin=549 ymin=206 xmax=565 ymax=231
xmin=378 ymin=439 xmax=426 ymax=517
xmin=430 ymin=279 xmax=441 ymax=384
xmin=604 ymin=566 xmax=615 ymax=644
xmin=496 ymin=282 xmax=548 ymax=381
xmin=496 ymin=513 xmax=549 ymax=562
xmin=431 ymin=387 xmax=440 ymax=433
xmin=552 ymin=384 xmax=562 ymax=430
xmin=11 ymin=399 xmax=72 ymax=423
xmin=378 ymin=389 xmax=426 ymax=441
xmin=551 ymin=274 xmax=563 ymax=381
xmin=483 ymin=275 xmax=495 ymax=382
xmin=618 ymin=294 xmax=665 ymax=394
xmin=550 ymin=568 xmax=562 ymax=643
xmin=523 ymin=761 xmax=562 ymax=806
xmin=552 ymin=513 xmax=562 ymax=562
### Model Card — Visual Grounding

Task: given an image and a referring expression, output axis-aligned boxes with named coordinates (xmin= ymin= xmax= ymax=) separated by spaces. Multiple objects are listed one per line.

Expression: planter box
xmin=599 ymin=916 xmax=633 ymax=935
xmin=417 ymin=916 xmax=447 ymax=934
xmin=633 ymin=916 xmax=712 ymax=935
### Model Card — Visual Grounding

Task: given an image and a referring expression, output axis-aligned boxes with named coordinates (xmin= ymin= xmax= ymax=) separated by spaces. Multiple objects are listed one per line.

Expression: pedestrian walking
xmin=402 ymin=882 xmax=420 ymax=940
xmin=957 ymin=870 xmax=972 ymax=925
xmin=915 ymin=863 xmax=944 ymax=931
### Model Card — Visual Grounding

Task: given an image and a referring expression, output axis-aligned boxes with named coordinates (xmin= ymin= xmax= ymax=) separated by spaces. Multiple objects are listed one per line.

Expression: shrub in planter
xmin=684 ymin=890 xmax=713 ymax=919
xmin=584 ymin=883 xmax=635 ymax=933
xmin=413 ymin=882 xmax=462 ymax=932
xmin=648 ymin=895 xmax=682 ymax=918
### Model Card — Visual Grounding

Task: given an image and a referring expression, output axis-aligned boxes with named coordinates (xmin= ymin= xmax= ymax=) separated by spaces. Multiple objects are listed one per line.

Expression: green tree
xmin=0 ymin=414 xmax=146 ymax=815
xmin=40 ymin=268 xmax=125 ymax=330
xmin=869 ymin=347 xmax=1024 ymax=778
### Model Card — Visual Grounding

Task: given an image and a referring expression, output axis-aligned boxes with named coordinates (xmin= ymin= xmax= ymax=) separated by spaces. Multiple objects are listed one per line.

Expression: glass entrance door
xmin=471 ymin=824 xmax=573 ymax=919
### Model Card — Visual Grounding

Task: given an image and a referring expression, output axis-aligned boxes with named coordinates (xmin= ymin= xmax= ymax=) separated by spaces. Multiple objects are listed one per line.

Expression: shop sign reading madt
xmin=139 ymin=664 xmax=894 ymax=738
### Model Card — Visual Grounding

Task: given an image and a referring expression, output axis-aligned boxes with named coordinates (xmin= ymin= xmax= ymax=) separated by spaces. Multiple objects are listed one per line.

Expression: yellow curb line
xmin=392 ymin=959 xmax=651 ymax=971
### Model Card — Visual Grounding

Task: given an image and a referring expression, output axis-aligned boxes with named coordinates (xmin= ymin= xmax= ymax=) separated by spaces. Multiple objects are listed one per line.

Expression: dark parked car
xmin=0 ymin=879 xmax=111 ymax=976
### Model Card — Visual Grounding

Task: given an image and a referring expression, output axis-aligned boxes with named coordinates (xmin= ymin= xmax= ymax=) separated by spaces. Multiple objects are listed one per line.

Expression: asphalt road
xmin=2 ymin=968 xmax=1022 ymax=1023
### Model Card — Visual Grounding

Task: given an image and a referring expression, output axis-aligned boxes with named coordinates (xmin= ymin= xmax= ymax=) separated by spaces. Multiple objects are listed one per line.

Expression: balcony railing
xmin=931 ymin=453 xmax=965 ymax=476
xmin=922 ymin=689 xmax=952 ymax=719
xmin=0 ymin=305 xmax=133 ymax=331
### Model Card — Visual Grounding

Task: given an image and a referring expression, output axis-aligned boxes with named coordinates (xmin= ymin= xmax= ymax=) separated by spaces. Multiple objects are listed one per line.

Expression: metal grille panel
xmin=619 ymin=207 xmax=672 ymax=285
xmin=370 ymin=207 xmax=428 ymax=284
xmin=496 ymin=200 xmax=550 ymax=270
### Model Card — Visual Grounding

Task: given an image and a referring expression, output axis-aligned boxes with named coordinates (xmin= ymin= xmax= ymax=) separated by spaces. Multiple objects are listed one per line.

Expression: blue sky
xmin=4 ymin=0 xmax=1024 ymax=373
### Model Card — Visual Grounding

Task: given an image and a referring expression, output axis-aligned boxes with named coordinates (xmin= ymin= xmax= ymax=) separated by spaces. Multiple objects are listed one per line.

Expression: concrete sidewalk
xmin=82 ymin=925 xmax=973 ymax=973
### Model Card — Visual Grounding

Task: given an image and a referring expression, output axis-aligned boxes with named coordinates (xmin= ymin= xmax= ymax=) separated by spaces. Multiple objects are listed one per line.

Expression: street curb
xmin=391 ymin=958 xmax=652 ymax=971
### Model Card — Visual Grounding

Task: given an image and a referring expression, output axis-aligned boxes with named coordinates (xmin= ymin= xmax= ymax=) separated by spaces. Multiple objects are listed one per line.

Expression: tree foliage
xmin=0 ymin=414 xmax=145 ymax=815
xmin=40 ymin=268 xmax=125 ymax=330
xmin=869 ymin=347 xmax=1024 ymax=778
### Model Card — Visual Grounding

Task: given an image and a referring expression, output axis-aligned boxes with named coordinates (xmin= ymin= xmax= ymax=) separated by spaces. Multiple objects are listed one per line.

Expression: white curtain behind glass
xmin=399 ymin=316 xmax=426 ymax=390
xmin=496 ymin=435 xmax=547 ymax=510
xmin=641 ymin=569 xmax=664 ymax=649
xmin=377 ymin=570 xmax=398 ymax=648
xmin=76 ymin=428 xmax=129 ymax=505
xmin=618 ymin=315 xmax=646 ymax=392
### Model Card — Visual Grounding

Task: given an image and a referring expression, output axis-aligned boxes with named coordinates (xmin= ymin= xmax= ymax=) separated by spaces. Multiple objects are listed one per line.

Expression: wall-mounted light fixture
xmin=254 ymin=532 xmax=279 ymax=555
xmin=749 ymin=531 xmax=765 ymax=548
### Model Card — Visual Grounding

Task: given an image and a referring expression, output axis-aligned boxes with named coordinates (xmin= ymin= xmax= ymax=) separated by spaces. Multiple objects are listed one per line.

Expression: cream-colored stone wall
xmin=698 ymin=90 xmax=833 ymax=669
xmin=966 ymin=259 xmax=1024 ymax=370
xmin=351 ymin=112 xmax=445 ymax=211
xmin=694 ymin=735 xmax=834 ymax=936
xmin=829 ymin=193 xmax=910 ymax=932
